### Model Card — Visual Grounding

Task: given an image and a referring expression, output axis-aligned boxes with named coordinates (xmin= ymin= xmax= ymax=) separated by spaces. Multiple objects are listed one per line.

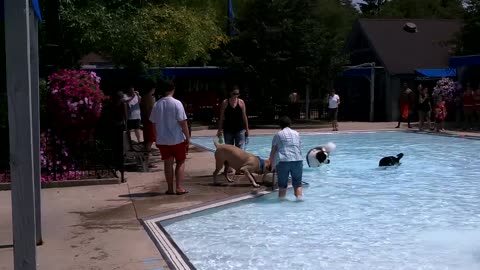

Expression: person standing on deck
xmin=396 ymin=82 xmax=414 ymax=129
xmin=216 ymin=86 xmax=250 ymax=149
xmin=149 ymin=79 xmax=190 ymax=195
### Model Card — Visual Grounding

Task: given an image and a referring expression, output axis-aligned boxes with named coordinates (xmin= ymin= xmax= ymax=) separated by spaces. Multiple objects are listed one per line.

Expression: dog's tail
xmin=396 ymin=153 xmax=404 ymax=160
xmin=324 ymin=142 xmax=336 ymax=153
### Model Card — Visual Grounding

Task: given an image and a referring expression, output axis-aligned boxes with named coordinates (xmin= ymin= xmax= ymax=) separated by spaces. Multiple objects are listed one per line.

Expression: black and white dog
xmin=378 ymin=153 xmax=404 ymax=167
xmin=306 ymin=142 xmax=336 ymax=168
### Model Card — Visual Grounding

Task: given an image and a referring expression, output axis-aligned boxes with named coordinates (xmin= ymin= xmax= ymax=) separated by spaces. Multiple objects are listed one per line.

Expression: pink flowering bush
xmin=47 ymin=70 xmax=105 ymax=137
xmin=40 ymin=70 xmax=106 ymax=182
xmin=432 ymin=78 xmax=460 ymax=102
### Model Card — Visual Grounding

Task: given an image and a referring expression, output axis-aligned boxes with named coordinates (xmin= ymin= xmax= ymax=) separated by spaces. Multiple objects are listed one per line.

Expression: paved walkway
xmin=0 ymin=122 xmax=478 ymax=270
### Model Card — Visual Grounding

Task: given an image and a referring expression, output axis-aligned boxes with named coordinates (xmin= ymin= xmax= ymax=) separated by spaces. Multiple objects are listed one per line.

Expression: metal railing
xmin=0 ymin=127 xmax=123 ymax=184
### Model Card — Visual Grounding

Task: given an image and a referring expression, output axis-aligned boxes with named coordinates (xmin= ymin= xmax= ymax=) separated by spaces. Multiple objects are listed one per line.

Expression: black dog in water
xmin=378 ymin=153 xmax=404 ymax=167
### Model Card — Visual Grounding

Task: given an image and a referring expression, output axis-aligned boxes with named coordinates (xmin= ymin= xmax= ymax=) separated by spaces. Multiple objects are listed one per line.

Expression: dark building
xmin=342 ymin=19 xmax=461 ymax=121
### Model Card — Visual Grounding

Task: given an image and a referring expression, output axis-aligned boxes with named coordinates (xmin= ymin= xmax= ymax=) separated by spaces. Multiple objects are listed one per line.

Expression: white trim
xmin=143 ymin=191 xmax=271 ymax=270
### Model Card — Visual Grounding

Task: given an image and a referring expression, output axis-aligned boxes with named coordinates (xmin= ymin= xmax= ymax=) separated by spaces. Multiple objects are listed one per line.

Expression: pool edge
xmin=142 ymin=190 xmax=271 ymax=270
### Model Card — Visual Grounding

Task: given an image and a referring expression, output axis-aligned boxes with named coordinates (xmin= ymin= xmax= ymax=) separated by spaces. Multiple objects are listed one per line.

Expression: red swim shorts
xmin=157 ymin=142 xmax=187 ymax=161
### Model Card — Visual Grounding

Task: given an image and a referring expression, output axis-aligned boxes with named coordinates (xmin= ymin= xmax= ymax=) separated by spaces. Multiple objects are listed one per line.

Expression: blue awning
xmin=415 ymin=68 xmax=456 ymax=78
xmin=342 ymin=67 xmax=372 ymax=77
xmin=449 ymin=55 xmax=480 ymax=68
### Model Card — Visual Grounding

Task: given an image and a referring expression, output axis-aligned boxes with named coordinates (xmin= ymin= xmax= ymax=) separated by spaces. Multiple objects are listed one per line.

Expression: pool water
xmin=163 ymin=132 xmax=480 ymax=270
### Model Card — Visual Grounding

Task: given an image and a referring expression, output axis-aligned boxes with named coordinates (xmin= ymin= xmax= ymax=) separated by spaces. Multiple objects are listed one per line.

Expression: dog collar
xmin=256 ymin=156 xmax=265 ymax=171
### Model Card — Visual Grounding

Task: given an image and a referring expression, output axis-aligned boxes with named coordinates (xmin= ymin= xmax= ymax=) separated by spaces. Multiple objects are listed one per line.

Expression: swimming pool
xmin=163 ymin=132 xmax=480 ymax=270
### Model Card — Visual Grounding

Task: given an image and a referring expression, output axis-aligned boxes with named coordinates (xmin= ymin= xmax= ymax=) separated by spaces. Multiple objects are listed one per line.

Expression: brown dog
xmin=213 ymin=139 xmax=272 ymax=187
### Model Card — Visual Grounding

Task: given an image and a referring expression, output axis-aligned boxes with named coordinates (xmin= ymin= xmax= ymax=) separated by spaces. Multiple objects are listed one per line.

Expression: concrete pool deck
xmin=1 ymin=122 xmax=479 ymax=270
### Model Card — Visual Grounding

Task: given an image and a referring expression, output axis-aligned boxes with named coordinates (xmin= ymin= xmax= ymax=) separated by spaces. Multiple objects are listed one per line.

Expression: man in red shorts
xmin=149 ymin=79 xmax=190 ymax=195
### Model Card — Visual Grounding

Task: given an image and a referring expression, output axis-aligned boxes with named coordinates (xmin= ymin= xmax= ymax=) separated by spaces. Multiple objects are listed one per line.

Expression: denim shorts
xmin=276 ymin=161 xmax=303 ymax=189
xmin=224 ymin=130 xmax=246 ymax=149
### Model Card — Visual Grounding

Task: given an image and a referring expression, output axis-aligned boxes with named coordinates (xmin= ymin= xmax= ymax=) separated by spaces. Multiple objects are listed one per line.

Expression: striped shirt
xmin=272 ymin=127 xmax=303 ymax=165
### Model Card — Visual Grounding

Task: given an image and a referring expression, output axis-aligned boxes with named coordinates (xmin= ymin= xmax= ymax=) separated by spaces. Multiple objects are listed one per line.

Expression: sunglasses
xmin=232 ymin=92 xmax=240 ymax=96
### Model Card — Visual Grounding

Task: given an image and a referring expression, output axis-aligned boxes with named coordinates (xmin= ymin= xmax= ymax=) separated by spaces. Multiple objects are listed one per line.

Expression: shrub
xmin=47 ymin=69 xmax=105 ymax=140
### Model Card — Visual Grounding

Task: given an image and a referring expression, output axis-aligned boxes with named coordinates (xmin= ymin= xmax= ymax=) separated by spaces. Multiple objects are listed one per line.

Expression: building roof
xmin=350 ymin=19 xmax=462 ymax=75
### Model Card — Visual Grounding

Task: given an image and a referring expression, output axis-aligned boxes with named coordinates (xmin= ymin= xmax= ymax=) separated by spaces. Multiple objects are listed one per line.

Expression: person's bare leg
xmin=279 ymin=188 xmax=287 ymax=198
xmin=134 ymin=128 xmax=142 ymax=142
xmin=419 ymin=113 xmax=424 ymax=130
xmin=294 ymin=187 xmax=303 ymax=199
xmin=164 ymin=157 xmax=175 ymax=193
xmin=175 ymin=159 xmax=186 ymax=193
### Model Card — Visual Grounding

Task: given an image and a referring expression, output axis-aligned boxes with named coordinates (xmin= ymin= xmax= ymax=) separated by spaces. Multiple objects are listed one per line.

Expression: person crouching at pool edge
xmin=268 ymin=116 xmax=304 ymax=200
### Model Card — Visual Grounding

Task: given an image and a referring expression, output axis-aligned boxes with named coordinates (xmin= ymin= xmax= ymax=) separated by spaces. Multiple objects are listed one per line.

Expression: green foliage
xmin=378 ymin=0 xmax=464 ymax=19
xmin=457 ymin=0 xmax=480 ymax=55
xmin=359 ymin=0 xmax=387 ymax=17
xmin=214 ymin=0 xmax=357 ymax=99
xmin=57 ymin=0 xmax=226 ymax=69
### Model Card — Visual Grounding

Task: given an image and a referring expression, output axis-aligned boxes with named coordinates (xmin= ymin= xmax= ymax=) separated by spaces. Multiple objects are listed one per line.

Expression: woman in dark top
xmin=217 ymin=87 xmax=250 ymax=149
xmin=418 ymin=86 xmax=432 ymax=131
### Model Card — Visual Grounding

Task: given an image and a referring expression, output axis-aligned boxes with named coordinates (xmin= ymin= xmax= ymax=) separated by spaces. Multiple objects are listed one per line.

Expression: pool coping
xmin=142 ymin=190 xmax=271 ymax=270
xmin=143 ymin=129 xmax=480 ymax=270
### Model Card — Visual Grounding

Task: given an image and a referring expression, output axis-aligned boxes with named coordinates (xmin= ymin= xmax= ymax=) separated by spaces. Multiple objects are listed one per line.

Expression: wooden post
xmin=29 ymin=6 xmax=42 ymax=245
xmin=4 ymin=0 xmax=38 ymax=269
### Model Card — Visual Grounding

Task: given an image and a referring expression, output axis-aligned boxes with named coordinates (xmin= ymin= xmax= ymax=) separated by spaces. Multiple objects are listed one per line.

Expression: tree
xmin=213 ymin=0 xmax=357 ymax=100
xmin=457 ymin=0 xmax=480 ymax=55
xmin=359 ymin=0 xmax=387 ymax=16
xmin=48 ymin=0 xmax=227 ymax=69
xmin=378 ymin=0 xmax=464 ymax=19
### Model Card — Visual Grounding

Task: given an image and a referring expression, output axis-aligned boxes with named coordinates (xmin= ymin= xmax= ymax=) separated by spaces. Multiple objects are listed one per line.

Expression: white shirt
xmin=272 ymin=127 xmax=303 ymax=165
xmin=149 ymin=97 xmax=187 ymax=145
xmin=125 ymin=94 xmax=141 ymax=120
xmin=328 ymin=94 xmax=340 ymax=109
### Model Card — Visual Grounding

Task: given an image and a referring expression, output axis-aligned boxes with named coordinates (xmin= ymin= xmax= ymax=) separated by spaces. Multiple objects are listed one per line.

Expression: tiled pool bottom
xmin=161 ymin=132 xmax=480 ymax=270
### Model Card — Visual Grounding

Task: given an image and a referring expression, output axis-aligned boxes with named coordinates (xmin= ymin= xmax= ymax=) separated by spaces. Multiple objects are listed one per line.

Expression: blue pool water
xmin=163 ymin=132 xmax=480 ymax=270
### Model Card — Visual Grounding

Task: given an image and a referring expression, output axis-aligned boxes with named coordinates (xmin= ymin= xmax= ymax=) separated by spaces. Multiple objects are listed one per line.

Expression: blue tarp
xmin=32 ymin=0 xmax=42 ymax=22
xmin=449 ymin=55 xmax=480 ymax=67
xmin=342 ymin=67 xmax=372 ymax=77
xmin=415 ymin=68 xmax=456 ymax=78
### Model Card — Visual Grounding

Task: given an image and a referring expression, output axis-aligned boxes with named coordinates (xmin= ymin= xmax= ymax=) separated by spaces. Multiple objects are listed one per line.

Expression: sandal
xmin=165 ymin=191 xmax=176 ymax=195
xmin=176 ymin=190 xmax=189 ymax=195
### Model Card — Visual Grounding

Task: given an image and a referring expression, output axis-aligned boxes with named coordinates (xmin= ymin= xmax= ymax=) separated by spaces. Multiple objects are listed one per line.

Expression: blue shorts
xmin=224 ymin=130 xmax=246 ymax=149
xmin=276 ymin=161 xmax=303 ymax=189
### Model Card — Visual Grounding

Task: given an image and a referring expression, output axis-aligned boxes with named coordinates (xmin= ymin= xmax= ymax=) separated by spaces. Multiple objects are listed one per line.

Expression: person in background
xmin=417 ymin=85 xmax=432 ymax=131
xmin=463 ymin=84 xmax=475 ymax=130
xmin=149 ymin=79 xmax=190 ymax=195
xmin=434 ymin=96 xmax=447 ymax=132
xmin=104 ymin=91 xmax=128 ymax=175
xmin=269 ymin=116 xmax=304 ymax=200
xmin=396 ymin=82 xmax=414 ymax=129
xmin=327 ymin=89 xmax=340 ymax=131
xmin=140 ymin=86 xmax=156 ymax=165
xmin=217 ymin=86 xmax=250 ymax=149
xmin=288 ymin=90 xmax=300 ymax=120
xmin=124 ymin=86 xmax=142 ymax=147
